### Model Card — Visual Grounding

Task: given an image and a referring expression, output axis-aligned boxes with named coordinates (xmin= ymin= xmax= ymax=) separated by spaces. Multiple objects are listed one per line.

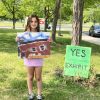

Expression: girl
xmin=16 ymin=14 xmax=49 ymax=100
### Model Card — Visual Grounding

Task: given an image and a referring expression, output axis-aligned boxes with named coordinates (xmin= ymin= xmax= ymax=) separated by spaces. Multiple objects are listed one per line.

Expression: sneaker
xmin=36 ymin=95 xmax=42 ymax=100
xmin=28 ymin=94 xmax=35 ymax=100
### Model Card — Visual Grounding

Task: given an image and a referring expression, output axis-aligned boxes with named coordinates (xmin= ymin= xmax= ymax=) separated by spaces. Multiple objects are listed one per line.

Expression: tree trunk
xmin=44 ymin=7 xmax=47 ymax=32
xmin=71 ymin=0 xmax=84 ymax=45
xmin=44 ymin=6 xmax=49 ymax=32
xmin=79 ymin=0 xmax=84 ymax=43
xmin=12 ymin=5 xmax=15 ymax=29
xmin=52 ymin=0 xmax=61 ymax=42
xmin=1 ymin=0 xmax=17 ymax=29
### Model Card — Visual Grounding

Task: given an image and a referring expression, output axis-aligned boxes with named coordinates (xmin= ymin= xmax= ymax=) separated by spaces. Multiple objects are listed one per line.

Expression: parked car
xmin=89 ymin=25 xmax=100 ymax=37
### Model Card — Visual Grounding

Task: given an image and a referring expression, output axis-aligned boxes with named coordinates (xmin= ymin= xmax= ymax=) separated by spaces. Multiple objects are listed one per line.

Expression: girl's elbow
xmin=15 ymin=37 xmax=20 ymax=42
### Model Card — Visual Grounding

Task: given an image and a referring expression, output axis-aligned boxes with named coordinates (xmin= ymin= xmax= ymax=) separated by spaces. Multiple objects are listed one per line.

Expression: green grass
xmin=0 ymin=29 xmax=100 ymax=100
xmin=0 ymin=21 xmax=24 ymax=27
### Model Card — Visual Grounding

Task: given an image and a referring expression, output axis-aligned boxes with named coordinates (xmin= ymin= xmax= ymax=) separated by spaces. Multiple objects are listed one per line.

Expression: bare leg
xmin=35 ymin=67 xmax=42 ymax=95
xmin=26 ymin=67 xmax=35 ymax=94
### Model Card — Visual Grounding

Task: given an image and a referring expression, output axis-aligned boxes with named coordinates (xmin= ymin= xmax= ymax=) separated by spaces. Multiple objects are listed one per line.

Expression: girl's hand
xmin=47 ymin=37 xmax=52 ymax=43
xmin=15 ymin=37 xmax=20 ymax=42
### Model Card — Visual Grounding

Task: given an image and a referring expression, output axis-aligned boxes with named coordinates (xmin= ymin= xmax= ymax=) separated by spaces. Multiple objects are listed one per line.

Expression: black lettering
xmin=76 ymin=49 xmax=80 ymax=57
xmin=77 ymin=64 xmax=80 ymax=68
xmin=71 ymin=49 xmax=76 ymax=56
xmin=69 ymin=63 xmax=72 ymax=67
xmin=65 ymin=63 xmax=88 ymax=71
xmin=65 ymin=63 xmax=73 ymax=68
xmin=72 ymin=64 xmax=77 ymax=68
xmin=81 ymin=50 xmax=86 ymax=57
xmin=69 ymin=63 xmax=73 ymax=67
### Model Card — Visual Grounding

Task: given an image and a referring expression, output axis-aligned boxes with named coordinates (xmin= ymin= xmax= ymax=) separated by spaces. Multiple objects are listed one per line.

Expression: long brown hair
xmin=25 ymin=14 xmax=40 ymax=32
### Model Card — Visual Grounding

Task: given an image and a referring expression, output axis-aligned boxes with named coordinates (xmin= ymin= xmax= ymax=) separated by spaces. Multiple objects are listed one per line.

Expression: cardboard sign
xmin=64 ymin=45 xmax=91 ymax=78
xmin=39 ymin=18 xmax=45 ymax=30
xmin=19 ymin=41 xmax=50 ymax=58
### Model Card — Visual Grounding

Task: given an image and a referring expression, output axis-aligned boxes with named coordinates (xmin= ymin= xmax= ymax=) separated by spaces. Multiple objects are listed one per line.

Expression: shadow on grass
xmin=0 ymin=29 xmax=23 ymax=53
xmin=80 ymin=41 xmax=100 ymax=55
xmin=51 ymin=38 xmax=71 ymax=55
xmin=51 ymin=37 xmax=100 ymax=55
xmin=0 ymin=28 xmax=24 ymax=33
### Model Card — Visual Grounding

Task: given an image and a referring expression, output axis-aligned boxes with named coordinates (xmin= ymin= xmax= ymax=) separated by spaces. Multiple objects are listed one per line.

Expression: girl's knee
xmin=28 ymin=75 xmax=34 ymax=81
xmin=36 ymin=77 xmax=42 ymax=82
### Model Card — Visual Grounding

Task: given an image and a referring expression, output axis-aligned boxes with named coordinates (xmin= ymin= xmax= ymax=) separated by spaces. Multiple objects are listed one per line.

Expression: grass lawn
xmin=0 ymin=21 xmax=94 ymax=31
xmin=0 ymin=29 xmax=100 ymax=100
xmin=0 ymin=21 xmax=24 ymax=27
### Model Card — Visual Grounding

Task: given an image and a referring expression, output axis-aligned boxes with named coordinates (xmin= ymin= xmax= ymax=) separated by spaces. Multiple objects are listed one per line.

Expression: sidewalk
xmin=82 ymin=33 xmax=100 ymax=45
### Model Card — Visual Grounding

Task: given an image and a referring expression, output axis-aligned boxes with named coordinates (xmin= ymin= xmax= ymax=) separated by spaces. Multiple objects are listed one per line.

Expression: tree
xmin=1 ymin=0 xmax=21 ymax=29
xmin=61 ymin=0 xmax=73 ymax=21
xmin=52 ymin=0 xmax=61 ymax=42
xmin=44 ymin=6 xmax=49 ymax=32
xmin=71 ymin=0 xmax=84 ymax=45
xmin=71 ymin=0 xmax=100 ymax=45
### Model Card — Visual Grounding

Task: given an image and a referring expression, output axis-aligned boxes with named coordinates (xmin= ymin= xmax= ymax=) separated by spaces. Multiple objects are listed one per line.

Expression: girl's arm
xmin=15 ymin=37 xmax=20 ymax=42
xmin=15 ymin=32 xmax=25 ymax=42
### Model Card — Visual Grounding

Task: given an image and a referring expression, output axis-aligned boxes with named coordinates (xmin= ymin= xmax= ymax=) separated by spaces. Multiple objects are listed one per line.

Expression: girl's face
xmin=30 ymin=17 xmax=38 ymax=30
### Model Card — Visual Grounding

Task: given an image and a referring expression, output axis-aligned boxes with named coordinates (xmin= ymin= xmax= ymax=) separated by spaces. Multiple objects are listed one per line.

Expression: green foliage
xmin=93 ymin=9 xmax=100 ymax=23
xmin=61 ymin=0 xmax=73 ymax=20
xmin=85 ymin=0 xmax=100 ymax=8
xmin=0 ymin=1 xmax=9 ymax=18
xmin=0 ymin=0 xmax=55 ymax=19
xmin=84 ymin=7 xmax=100 ymax=23
xmin=0 ymin=0 xmax=21 ymax=19
xmin=0 ymin=0 xmax=100 ymax=24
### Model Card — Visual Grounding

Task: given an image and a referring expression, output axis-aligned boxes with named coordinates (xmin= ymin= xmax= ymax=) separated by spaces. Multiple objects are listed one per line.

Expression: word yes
xmin=70 ymin=49 xmax=86 ymax=57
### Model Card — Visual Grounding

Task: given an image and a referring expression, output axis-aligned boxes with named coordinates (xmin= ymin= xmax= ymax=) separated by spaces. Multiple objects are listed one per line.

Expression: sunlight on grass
xmin=0 ymin=21 xmax=24 ymax=27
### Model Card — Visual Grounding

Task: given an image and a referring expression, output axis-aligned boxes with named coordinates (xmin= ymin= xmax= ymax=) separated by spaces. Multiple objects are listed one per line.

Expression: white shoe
xmin=28 ymin=93 xmax=34 ymax=100
xmin=37 ymin=95 xmax=42 ymax=100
